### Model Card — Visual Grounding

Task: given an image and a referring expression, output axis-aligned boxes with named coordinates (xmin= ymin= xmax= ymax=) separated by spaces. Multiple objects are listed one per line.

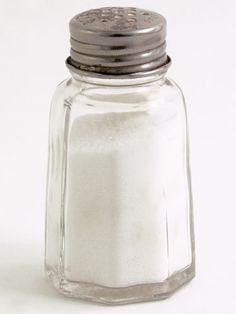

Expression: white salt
xmin=64 ymin=110 xmax=191 ymax=287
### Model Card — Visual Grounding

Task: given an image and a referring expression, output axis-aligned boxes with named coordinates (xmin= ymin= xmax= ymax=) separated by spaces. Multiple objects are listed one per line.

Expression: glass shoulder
xmin=51 ymin=78 xmax=76 ymax=103
xmin=161 ymin=77 xmax=186 ymax=103
xmin=49 ymin=78 xmax=82 ymax=118
xmin=50 ymin=76 xmax=186 ymax=110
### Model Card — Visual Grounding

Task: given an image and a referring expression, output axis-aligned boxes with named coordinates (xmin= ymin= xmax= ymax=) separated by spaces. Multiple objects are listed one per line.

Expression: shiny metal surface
xmin=67 ymin=7 xmax=170 ymax=76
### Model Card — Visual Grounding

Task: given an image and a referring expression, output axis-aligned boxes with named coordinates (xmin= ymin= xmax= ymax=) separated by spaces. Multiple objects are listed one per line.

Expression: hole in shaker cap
xmin=128 ymin=18 xmax=136 ymax=22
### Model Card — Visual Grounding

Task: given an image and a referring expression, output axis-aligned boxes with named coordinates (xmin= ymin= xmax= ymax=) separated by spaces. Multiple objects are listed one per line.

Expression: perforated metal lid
xmin=66 ymin=7 xmax=171 ymax=77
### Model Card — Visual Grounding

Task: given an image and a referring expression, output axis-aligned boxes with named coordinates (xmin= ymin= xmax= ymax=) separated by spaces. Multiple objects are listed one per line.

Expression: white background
xmin=1 ymin=0 xmax=236 ymax=313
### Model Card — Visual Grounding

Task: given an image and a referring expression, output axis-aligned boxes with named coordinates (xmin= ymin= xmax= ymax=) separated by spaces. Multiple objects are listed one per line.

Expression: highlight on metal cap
xmin=66 ymin=7 xmax=171 ymax=77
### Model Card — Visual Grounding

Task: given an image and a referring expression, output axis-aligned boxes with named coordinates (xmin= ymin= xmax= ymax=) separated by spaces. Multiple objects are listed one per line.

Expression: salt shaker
xmin=45 ymin=7 xmax=195 ymax=305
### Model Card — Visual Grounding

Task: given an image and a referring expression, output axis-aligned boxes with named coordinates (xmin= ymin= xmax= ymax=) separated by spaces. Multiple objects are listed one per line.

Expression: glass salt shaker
xmin=45 ymin=7 xmax=195 ymax=305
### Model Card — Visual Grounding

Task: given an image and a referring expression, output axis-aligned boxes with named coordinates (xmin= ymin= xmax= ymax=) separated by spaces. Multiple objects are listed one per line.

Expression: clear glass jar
xmin=45 ymin=7 xmax=195 ymax=305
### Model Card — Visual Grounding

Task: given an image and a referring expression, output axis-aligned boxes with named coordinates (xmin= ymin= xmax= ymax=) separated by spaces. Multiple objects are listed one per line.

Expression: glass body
xmin=45 ymin=70 xmax=195 ymax=305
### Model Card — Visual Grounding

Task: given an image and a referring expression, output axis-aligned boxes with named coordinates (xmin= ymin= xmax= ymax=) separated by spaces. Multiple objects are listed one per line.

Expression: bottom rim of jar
xmin=45 ymin=263 xmax=195 ymax=305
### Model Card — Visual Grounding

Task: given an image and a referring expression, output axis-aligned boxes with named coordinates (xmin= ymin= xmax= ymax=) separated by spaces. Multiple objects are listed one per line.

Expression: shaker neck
xmin=69 ymin=68 xmax=169 ymax=87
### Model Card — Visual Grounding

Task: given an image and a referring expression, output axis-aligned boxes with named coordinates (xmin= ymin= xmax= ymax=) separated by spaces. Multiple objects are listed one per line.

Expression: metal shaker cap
xmin=66 ymin=7 xmax=171 ymax=77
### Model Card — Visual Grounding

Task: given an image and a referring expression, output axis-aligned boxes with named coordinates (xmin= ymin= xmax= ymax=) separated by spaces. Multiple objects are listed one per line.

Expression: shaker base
xmin=45 ymin=263 xmax=195 ymax=305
